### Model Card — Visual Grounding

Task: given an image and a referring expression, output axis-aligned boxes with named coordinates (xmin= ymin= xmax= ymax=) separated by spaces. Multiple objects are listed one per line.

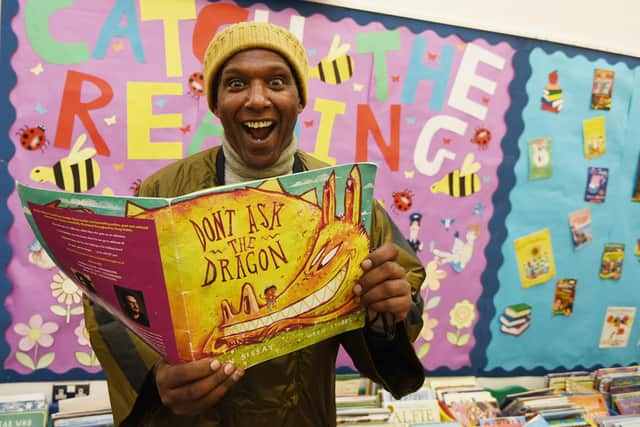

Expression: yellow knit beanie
xmin=203 ymin=22 xmax=309 ymax=111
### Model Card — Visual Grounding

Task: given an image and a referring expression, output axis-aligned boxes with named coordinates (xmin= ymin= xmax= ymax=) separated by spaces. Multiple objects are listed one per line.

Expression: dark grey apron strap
xmin=93 ymin=304 xmax=149 ymax=392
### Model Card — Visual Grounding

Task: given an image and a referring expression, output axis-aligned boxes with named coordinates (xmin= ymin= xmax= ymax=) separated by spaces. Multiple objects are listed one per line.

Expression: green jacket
xmin=84 ymin=146 xmax=426 ymax=426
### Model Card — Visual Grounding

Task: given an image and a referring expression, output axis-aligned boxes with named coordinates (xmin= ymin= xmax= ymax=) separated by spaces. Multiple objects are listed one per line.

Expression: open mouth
xmin=243 ymin=120 xmax=275 ymax=141
xmin=222 ymin=264 xmax=348 ymax=336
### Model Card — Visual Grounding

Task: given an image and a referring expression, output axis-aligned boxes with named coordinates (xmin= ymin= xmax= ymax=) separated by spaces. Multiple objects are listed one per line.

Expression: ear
xmin=297 ymin=101 xmax=304 ymax=114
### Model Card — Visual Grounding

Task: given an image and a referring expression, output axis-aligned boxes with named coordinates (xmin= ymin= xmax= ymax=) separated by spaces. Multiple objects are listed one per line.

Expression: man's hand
xmin=353 ymin=242 xmax=412 ymax=325
xmin=155 ymin=358 xmax=244 ymax=415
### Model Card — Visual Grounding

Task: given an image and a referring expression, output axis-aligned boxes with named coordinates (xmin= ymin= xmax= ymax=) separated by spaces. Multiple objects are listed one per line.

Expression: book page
xmin=17 ymin=183 xmax=181 ymax=362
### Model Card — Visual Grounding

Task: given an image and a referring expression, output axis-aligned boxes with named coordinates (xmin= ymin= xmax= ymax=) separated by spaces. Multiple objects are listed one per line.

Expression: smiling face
xmin=212 ymin=49 xmax=303 ymax=169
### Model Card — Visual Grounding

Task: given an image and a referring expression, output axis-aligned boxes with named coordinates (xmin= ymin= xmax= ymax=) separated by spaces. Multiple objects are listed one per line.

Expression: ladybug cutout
xmin=17 ymin=125 xmax=48 ymax=151
xmin=392 ymin=190 xmax=414 ymax=213
xmin=187 ymin=72 xmax=205 ymax=97
xmin=471 ymin=127 xmax=491 ymax=149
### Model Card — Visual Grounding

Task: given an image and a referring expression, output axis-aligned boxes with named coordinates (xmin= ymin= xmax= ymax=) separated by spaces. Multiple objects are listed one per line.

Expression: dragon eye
xmin=310 ymin=244 xmax=327 ymax=268
xmin=320 ymin=243 xmax=341 ymax=268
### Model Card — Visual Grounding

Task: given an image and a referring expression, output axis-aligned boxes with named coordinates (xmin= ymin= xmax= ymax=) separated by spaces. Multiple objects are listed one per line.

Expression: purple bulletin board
xmin=1 ymin=0 xmax=639 ymax=381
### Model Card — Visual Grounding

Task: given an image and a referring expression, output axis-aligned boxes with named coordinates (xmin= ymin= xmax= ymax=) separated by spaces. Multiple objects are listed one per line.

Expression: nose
xmin=245 ymin=81 xmax=271 ymax=109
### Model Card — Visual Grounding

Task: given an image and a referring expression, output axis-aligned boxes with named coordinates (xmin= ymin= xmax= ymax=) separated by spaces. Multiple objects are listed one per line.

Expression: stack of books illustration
xmin=500 ymin=303 xmax=532 ymax=336
xmin=541 ymin=71 xmax=563 ymax=113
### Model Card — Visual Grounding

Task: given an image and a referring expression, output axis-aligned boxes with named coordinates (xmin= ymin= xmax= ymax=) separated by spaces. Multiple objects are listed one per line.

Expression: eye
xmin=227 ymin=79 xmax=245 ymax=89
xmin=310 ymin=244 xmax=327 ymax=268
xmin=319 ymin=243 xmax=341 ymax=268
xmin=268 ymin=76 xmax=285 ymax=87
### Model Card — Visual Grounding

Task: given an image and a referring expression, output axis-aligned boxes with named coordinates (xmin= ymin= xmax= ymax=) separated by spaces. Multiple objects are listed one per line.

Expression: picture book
xmin=447 ymin=400 xmax=500 ymax=427
xmin=17 ymin=163 xmax=377 ymax=367
xmin=582 ymin=117 xmax=606 ymax=159
xmin=568 ymin=208 xmax=592 ymax=250
xmin=524 ymin=415 xmax=550 ymax=427
xmin=591 ymin=69 xmax=615 ymax=110
xmin=584 ymin=167 xmax=609 ymax=203
xmin=479 ymin=416 xmax=526 ymax=427
xmin=616 ymin=397 xmax=640 ymax=415
xmin=565 ymin=393 xmax=609 ymax=422
xmin=514 ymin=229 xmax=556 ymax=287
xmin=598 ymin=306 xmax=636 ymax=348
xmin=528 ymin=138 xmax=553 ymax=180
xmin=386 ymin=399 xmax=442 ymax=424
xmin=599 ymin=243 xmax=625 ymax=280
xmin=552 ymin=279 xmax=577 ymax=317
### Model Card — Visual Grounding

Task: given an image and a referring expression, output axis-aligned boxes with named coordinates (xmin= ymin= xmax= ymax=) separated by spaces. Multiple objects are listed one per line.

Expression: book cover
xmin=17 ymin=163 xmax=377 ymax=367
xmin=584 ymin=167 xmax=609 ymax=203
xmin=616 ymin=397 xmax=640 ymax=415
xmin=583 ymin=117 xmax=606 ymax=159
xmin=591 ymin=69 xmax=615 ymax=110
xmin=514 ymin=229 xmax=556 ymax=287
xmin=528 ymin=138 xmax=552 ymax=180
xmin=598 ymin=306 xmax=636 ymax=348
xmin=552 ymin=279 xmax=577 ymax=317
xmin=566 ymin=393 xmax=608 ymax=423
xmin=599 ymin=243 xmax=625 ymax=280
xmin=632 ymin=155 xmax=640 ymax=202
xmin=448 ymin=400 xmax=500 ymax=427
xmin=568 ymin=208 xmax=592 ymax=250
xmin=480 ymin=416 xmax=526 ymax=427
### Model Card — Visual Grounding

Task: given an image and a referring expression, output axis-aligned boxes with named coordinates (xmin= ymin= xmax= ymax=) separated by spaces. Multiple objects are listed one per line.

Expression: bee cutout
xmin=308 ymin=35 xmax=354 ymax=85
xmin=431 ymin=153 xmax=481 ymax=197
xmin=30 ymin=133 xmax=101 ymax=192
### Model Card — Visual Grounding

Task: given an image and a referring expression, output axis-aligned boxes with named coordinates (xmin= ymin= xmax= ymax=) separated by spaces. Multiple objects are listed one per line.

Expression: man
xmin=84 ymin=22 xmax=426 ymax=426
xmin=121 ymin=289 xmax=149 ymax=327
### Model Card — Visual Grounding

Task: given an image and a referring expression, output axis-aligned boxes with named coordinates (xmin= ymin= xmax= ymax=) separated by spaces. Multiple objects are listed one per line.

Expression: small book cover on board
xmin=514 ymin=229 xmax=556 ymax=287
xmin=17 ymin=162 xmax=377 ymax=368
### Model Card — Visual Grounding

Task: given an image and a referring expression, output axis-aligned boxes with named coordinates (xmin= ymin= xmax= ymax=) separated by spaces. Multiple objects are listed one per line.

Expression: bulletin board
xmin=1 ymin=0 xmax=639 ymax=382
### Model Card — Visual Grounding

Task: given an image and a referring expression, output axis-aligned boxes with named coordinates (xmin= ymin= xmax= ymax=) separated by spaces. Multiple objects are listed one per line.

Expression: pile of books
xmin=541 ymin=78 xmax=564 ymax=113
xmin=430 ymin=377 xmax=500 ymax=427
xmin=499 ymin=303 xmax=532 ymax=336
xmin=0 ymin=392 xmax=48 ymax=427
xmin=594 ymin=365 xmax=640 ymax=415
xmin=50 ymin=386 xmax=113 ymax=426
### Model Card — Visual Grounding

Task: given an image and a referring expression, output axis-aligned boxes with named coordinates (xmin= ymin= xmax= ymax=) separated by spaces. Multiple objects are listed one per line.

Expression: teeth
xmin=223 ymin=267 xmax=347 ymax=336
xmin=245 ymin=120 xmax=273 ymax=129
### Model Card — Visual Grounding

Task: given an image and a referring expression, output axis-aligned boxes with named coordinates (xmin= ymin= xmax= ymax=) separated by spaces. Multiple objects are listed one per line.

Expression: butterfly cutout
xmin=404 ymin=170 xmax=415 ymax=179
xmin=30 ymin=63 xmax=44 ymax=75
xmin=427 ymin=52 xmax=438 ymax=61
xmin=353 ymin=83 xmax=364 ymax=92
xmin=443 ymin=137 xmax=452 ymax=145
xmin=104 ymin=115 xmax=117 ymax=126
xmin=180 ymin=124 xmax=191 ymax=134
xmin=112 ymin=42 xmax=124 ymax=52
xmin=391 ymin=75 xmax=400 ymax=82
xmin=113 ymin=162 xmax=124 ymax=171
xmin=304 ymin=120 xmax=314 ymax=128
xmin=35 ymin=104 xmax=47 ymax=115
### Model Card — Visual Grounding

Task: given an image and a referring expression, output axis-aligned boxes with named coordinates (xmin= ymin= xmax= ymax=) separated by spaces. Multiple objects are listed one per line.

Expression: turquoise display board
xmin=1 ymin=0 xmax=638 ymax=381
